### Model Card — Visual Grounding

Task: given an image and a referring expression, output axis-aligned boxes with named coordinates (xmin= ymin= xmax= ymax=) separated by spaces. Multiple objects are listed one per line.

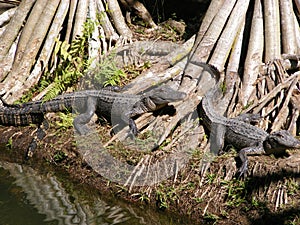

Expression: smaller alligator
xmin=0 ymin=85 xmax=186 ymax=135
xmin=200 ymin=66 xmax=300 ymax=177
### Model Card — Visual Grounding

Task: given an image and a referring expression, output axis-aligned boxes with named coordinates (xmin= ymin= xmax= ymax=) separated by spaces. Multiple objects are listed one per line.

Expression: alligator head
xmin=146 ymin=85 xmax=186 ymax=106
xmin=263 ymin=130 xmax=300 ymax=154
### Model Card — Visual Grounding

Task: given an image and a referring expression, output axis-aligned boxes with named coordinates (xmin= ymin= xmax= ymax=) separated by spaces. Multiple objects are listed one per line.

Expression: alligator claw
xmin=237 ymin=162 xmax=248 ymax=178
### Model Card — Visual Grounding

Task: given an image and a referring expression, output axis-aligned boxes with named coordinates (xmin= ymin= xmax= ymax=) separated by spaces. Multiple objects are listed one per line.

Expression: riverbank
xmin=1 ymin=123 xmax=300 ymax=224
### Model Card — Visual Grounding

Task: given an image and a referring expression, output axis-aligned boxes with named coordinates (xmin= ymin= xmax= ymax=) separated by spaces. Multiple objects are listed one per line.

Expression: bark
xmin=0 ymin=7 xmax=16 ymax=27
xmin=2 ymin=0 xmax=61 ymax=103
xmin=27 ymin=0 xmax=70 ymax=86
xmin=192 ymin=0 xmax=224 ymax=47
xmin=0 ymin=0 xmax=35 ymax=61
xmin=225 ymin=17 xmax=244 ymax=117
xmin=181 ymin=0 xmax=236 ymax=94
xmin=65 ymin=0 xmax=78 ymax=43
xmin=120 ymin=0 xmax=157 ymax=28
xmin=271 ymin=76 xmax=298 ymax=131
xmin=264 ymin=0 xmax=281 ymax=61
xmin=279 ymin=0 xmax=297 ymax=54
xmin=96 ymin=0 xmax=119 ymax=42
xmin=88 ymin=0 xmax=102 ymax=69
xmin=72 ymin=0 xmax=88 ymax=40
xmin=209 ymin=0 xmax=250 ymax=71
xmin=240 ymin=0 xmax=264 ymax=106
xmin=191 ymin=0 xmax=236 ymax=63
xmin=11 ymin=0 xmax=49 ymax=70
xmin=107 ymin=0 xmax=133 ymax=40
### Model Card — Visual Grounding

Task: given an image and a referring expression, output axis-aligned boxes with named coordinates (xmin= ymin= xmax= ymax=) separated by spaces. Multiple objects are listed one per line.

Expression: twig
xmin=244 ymin=72 xmax=300 ymax=114
xmin=271 ymin=75 xmax=298 ymax=131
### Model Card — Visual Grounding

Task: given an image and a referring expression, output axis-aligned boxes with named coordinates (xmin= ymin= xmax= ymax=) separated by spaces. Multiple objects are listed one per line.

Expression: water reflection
xmin=0 ymin=161 xmax=186 ymax=225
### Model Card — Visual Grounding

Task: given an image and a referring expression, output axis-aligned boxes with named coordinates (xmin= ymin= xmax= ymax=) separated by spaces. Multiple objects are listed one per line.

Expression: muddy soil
xmin=0 ymin=121 xmax=299 ymax=225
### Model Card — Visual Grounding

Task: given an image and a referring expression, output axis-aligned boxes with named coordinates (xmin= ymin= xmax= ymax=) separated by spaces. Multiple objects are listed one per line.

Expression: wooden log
xmin=2 ymin=0 xmax=61 ymax=103
xmin=209 ymin=0 xmax=250 ymax=71
xmin=27 ymin=0 xmax=70 ymax=87
xmin=279 ymin=0 xmax=297 ymax=54
xmin=0 ymin=0 xmax=35 ymax=61
xmin=264 ymin=0 xmax=281 ymax=61
xmin=107 ymin=0 xmax=132 ymax=41
xmin=72 ymin=0 xmax=88 ymax=41
xmin=11 ymin=0 xmax=48 ymax=69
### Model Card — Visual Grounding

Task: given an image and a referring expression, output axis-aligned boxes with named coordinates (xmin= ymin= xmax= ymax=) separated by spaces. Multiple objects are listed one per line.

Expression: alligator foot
xmin=73 ymin=97 xmax=97 ymax=135
xmin=237 ymin=146 xmax=265 ymax=178
xmin=237 ymin=161 xmax=248 ymax=178
xmin=25 ymin=120 xmax=48 ymax=159
xmin=129 ymin=118 xmax=139 ymax=136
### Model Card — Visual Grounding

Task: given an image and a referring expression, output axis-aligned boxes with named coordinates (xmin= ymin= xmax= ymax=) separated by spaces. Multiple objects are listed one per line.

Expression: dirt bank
xmin=1 ymin=122 xmax=300 ymax=225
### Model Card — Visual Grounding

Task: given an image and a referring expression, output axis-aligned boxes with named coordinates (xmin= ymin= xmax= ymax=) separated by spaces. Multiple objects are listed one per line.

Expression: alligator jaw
xmin=263 ymin=130 xmax=300 ymax=154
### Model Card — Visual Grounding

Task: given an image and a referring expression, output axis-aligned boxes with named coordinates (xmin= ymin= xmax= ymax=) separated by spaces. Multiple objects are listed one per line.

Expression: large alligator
xmin=0 ymin=85 xmax=186 ymax=135
xmin=0 ymin=86 xmax=186 ymax=158
xmin=200 ymin=66 xmax=300 ymax=177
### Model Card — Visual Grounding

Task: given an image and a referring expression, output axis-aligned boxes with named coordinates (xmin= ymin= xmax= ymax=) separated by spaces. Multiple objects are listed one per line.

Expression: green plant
xmin=222 ymin=178 xmax=247 ymax=207
xmin=206 ymin=173 xmax=217 ymax=184
xmin=18 ymin=19 xmax=96 ymax=103
xmin=286 ymin=178 xmax=299 ymax=196
xmin=156 ymin=189 xmax=168 ymax=209
xmin=204 ymin=212 xmax=220 ymax=225
xmin=192 ymin=197 xmax=203 ymax=203
xmin=286 ymin=215 xmax=300 ymax=225
xmin=39 ymin=19 xmax=95 ymax=101
xmin=131 ymin=192 xmax=150 ymax=203
xmin=52 ymin=150 xmax=67 ymax=162
xmin=91 ymin=52 xmax=126 ymax=87
xmin=155 ymin=184 xmax=179 ymax=209
xmin=6 ymin=137 xmax=13 ymax=149
xmin=220 ymin=81 xmax=227 ymax=94
xmin=56 ymin=112 xmax=74 ymax=130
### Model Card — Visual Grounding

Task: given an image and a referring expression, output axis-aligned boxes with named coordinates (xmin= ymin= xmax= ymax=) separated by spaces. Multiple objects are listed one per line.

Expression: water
xmin=0 ymin=160 xmax=190 ymax=225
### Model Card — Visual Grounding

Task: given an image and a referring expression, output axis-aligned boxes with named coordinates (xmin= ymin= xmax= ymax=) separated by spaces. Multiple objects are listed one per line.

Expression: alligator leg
xmin=73 ymin=97 xmax=97 ymax=135
xmin=209 ymin=122 xmax=226 ymax=155
xmin=26 ymin=120 xmax=49 ymax=159
xmin=129 ymin=118 xmax=138 ymax=136
xmin=238 ymin=146 xmax=265 ymax=177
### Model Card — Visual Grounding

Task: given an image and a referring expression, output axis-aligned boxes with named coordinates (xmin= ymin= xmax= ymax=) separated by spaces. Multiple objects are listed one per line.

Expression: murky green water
xmin=0 ymin=153 xmax=191 ymax=225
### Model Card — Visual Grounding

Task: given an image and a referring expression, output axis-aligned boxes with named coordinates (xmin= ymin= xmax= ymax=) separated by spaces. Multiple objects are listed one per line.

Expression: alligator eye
xmin=275 ymin=133 xmax=284 ymax=138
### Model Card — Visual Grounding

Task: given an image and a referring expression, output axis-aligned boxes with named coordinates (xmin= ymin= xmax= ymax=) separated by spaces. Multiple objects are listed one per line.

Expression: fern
xmin=92 ymin=52 xmax=127 ymax=87
xmin=40 ymin=19 xmax=95 ymax=101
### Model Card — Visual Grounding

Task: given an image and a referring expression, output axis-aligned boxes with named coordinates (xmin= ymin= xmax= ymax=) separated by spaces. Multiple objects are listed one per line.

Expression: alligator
xmin=0 ymin=85 xmax=186 ymax=158
xmin=0 ymin=85 xmax=186 ymax=136
xmin=200 ymin=67 xmax=300 ymax=177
